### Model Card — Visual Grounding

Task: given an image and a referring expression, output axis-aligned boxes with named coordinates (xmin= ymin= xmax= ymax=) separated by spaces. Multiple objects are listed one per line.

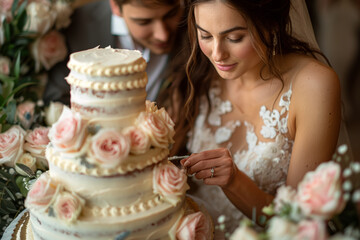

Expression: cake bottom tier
xmin=28 ymin=200 xmax=186 ymax=240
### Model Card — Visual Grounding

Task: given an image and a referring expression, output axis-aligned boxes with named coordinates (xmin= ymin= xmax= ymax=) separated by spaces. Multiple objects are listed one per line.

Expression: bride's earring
xmin=272 ymin=33 xmax=278 ymax=56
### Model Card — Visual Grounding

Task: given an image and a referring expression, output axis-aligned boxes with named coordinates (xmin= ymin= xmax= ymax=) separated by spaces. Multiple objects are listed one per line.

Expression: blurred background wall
xmin=307 ymin=0 xmax=360 ymax=160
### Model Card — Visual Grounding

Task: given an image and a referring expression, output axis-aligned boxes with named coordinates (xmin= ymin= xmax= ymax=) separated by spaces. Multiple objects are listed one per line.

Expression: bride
xmin=168 ymin=0 xmax=343 ymax=233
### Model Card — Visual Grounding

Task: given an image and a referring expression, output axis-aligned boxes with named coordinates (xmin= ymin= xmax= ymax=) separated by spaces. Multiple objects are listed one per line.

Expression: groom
xmin=43 ymin=0 xmax=187 ymax=106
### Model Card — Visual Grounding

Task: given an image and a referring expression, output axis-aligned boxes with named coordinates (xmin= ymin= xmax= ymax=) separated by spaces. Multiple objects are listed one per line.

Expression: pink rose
xmin=122 ymin=126 xmax=150 ymax=155
xmin=90 ymin=129 xmax=130 ymax=168
xmin=0 ymin=125 xmax=26 ymax=167
xmin=53 ymin=191 xmax=84 ymax=223
xmin=48 ymin=106 xmax=87 ymax=152
xmin=33 ymin=30 xmax=67 ymax=71
xmin=296 ymin=219 xmax=327 ymax=240
xmin=0 ymin=56 xmax=11 ymax=75
xmin=0 ymin=0 xmax=14 ymax=14
xmin=24 ymin=127 xmax=50 ymax=157
xmin=176 ymin=212 xmax=212 ymax=240
xmin=16 ymin=101 xmax=35 ymax=129
xmin=25 ymin=172 xmax=60 ymax=211
xmin=153 ymin=163 xmax=188 ymax=205
xmin=296 ymin=162 xmax=346 ymax=220
xmin=136 ymin=112 xmax=170 ymax=149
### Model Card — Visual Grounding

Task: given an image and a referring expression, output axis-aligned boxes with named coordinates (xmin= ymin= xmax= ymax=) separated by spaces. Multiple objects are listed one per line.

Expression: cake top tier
xmin=67 ymin=46 xmax=147 ymax=76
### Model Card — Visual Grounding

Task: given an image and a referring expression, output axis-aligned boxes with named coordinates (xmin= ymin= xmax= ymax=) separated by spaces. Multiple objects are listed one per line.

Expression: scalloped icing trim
xmin=82 ymin=194 xmax=171 ymax=218
xmin=47 ymin=147 xmax=169 ymax=176
xmin=67 ymin=58 xmax=147 ymax=77
xmin=66 ymin=74 xmax=148 ymax=91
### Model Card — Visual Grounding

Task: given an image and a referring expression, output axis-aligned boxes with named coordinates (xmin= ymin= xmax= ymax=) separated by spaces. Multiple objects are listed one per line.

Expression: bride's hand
xmin=180 ymin=148 xmax=236 ymax=187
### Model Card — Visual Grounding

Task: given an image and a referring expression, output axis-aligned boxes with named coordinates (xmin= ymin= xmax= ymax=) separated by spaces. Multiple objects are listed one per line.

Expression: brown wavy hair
xmin=168 ymin=0 xmax=329 ymax=155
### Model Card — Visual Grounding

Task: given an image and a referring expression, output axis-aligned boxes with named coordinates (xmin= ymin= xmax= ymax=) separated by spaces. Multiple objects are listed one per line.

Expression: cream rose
xmin=176 ymin=212 xmax=212 ymax=240
xmin=296 ymin=219 xmax=327 ymax=240
xmin=0 ymin=56 xmax=11 ymax=75
xmin=0 ymin=125 xmax=26 ymax=167
xmin=153 ymin=163 xmax=188 ymax=206
xmin=267 ymin=217 xmax=298 ymax=240
xmin=296 ymin=161 xmax=346 ymax=220
xmin=24 ymin=127 xmax=50 ymax=157
xmin=155 ymin=107 xmax=175 ymax=143
xmin=16 ymin=101 xmax=35 ymax=129
xmin=230 ymin=225 xmax=259 ymax=240
xmin=53 ymin=191 xmax=85 ymax=224
xmin=25 ymin=172 xmax=60 ymax=211
xmin=274 ymin=185 xmax=297 ymax=213
xmin=44 ymin=101 xmax=64 ymax=126
xmin=53 ymin=1 xmax=73 ymax=29
xmin=14 ymin=153 xmax=37 ymax=176
xmin=90 ymin=129 xmax=130 ymax=168
xmin=136 ymin=112 xmax=170 ymax=149
xmin=122 ymin=126 xmax=150 ymax=155
xmin=25 ymin=1 xmax=56 ymax=35
xmin=48 ymin=106 xmax=87 ymax=152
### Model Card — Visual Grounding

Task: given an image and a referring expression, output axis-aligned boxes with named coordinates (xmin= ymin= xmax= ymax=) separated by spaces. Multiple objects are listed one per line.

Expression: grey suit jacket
xmin=43 ymin=0 xmax=116 ymax=106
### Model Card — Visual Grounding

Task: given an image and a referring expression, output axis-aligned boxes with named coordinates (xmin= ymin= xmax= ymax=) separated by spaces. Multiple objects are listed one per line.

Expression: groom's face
xmin=119 ymin=1 xmax=184 ymax=55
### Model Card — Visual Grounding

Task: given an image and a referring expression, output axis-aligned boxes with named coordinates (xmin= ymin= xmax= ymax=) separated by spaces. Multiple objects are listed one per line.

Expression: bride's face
xmin=194 ymin=1 xmax=263 ymax=80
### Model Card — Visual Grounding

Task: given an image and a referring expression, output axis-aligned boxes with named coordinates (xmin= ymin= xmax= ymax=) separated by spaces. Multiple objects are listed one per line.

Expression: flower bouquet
xmin=224 ymin=144 xmax=360 ymax=240
xmin=0 ymin=0 xmax=72 ymax=234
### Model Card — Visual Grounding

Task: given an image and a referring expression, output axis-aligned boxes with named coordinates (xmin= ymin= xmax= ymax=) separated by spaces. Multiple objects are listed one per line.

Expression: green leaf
xmin=0 ymin=81 xmax=35 ymax=108
xmin=4 ymin=21 xmax=11 ymax=43
xmin=15 ymin=176 xmax=29 ymax=197
xmin=11 ymin=0 xmax=20 ymax=16
xmin=5 ymin=100 xmax=17 ymax=124
xmin=17 ymin=3 xmax=29 ymax=31
xmin=15 ymin=163 xmax=35 ymax=178
xmin=3 ymin=186 xmax=16 ymax=201
xmin=1 ymin=81 xmax=14 ymax=100
xmin=14 ymin=52 xmax=21 ymax=78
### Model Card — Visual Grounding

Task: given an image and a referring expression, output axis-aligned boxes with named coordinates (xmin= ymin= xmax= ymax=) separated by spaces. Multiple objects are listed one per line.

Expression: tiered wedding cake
xmin=23 ymin=47 xmax=213 ymax=240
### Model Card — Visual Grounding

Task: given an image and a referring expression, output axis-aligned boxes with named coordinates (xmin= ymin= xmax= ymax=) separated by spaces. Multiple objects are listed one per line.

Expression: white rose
xmin=0 ymin=56 xmax=11 ymax=75
xmin=230 ymin=225 xmax=259 ymax=240
xmin=268 ymin=217 xmax=297 ymax=240
xmin=25 ymin=1 xmax=56 ymax=35
xmin=14 ymin=153 xmax=37 ymax=176
xmin=44 ymin=101 xmax=64 ymax=126
xmin=53 ymin=1 xmax=73 ymax=29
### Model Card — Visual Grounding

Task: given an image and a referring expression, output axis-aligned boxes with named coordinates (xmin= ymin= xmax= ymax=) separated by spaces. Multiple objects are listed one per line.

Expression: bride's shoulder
xmin=289 ymin=54 xmax=340 ymax=97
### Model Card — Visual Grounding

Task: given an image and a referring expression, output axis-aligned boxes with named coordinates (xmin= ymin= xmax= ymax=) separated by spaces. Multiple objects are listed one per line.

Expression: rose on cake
xmin=48 ymin=106 xmax=87 ymax=153
xmin=136 ymin=111 xmax=171 ymax=149
xmin=176 ymin=211 xmax=212 ymax=240
xmin=153 ymin=163 xmax=189 ymax=206
xmin=89 ymin=128 xmax=131 ymax=168
xmin=25 ymin=172 xmax=61 ymax=211
xmin=123 ymin=126 xmax=151 ymax=155
xmin=53 ymin=191 xmax=85 ymax=224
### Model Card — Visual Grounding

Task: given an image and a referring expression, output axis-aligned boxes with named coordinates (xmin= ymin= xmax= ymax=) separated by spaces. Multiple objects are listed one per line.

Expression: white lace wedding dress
xmin=187 ymin=80 xmax=294 ymax=233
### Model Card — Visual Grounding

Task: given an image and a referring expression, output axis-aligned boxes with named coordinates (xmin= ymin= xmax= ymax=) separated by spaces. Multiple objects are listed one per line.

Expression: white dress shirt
xmin=111 ymin=15 xmax=169 ymax=101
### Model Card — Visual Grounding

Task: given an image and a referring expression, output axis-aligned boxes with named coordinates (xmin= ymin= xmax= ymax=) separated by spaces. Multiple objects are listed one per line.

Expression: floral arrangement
xmin=0 ymin=0 xmax=72 ymax=234
xmin=222 ymin=144 xmax=360 ymax=240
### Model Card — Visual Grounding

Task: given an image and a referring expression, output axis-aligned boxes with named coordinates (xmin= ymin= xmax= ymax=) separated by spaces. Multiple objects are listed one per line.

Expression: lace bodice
xmin=187 ymin=82 xmax=294 ymax=233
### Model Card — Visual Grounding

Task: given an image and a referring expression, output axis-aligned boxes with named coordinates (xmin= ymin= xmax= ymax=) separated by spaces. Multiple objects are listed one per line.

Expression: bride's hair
xmin=170 ymin=0 xmax=329 ymax=155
